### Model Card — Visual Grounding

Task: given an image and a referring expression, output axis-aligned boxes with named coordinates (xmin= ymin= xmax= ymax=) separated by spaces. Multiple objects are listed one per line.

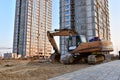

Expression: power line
xmin=0 ymin=47 xmax=12 ymax=49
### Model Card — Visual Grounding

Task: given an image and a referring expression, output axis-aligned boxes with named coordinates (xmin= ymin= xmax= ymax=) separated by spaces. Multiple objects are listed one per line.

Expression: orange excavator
xmin=47 ymin=29 xmax=113 ymax=64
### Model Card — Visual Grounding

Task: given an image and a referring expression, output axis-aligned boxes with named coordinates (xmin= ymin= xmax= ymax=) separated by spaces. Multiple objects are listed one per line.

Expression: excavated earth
xmin=0 ymin=60 xmax=91 ymax=80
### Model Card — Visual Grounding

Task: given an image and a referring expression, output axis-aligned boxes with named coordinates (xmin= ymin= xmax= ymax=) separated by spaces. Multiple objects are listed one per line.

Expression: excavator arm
xmin=47 ymin=29 xmax=77 ymax=62
xmin=47 ymin=29 xmax=77 ymax=53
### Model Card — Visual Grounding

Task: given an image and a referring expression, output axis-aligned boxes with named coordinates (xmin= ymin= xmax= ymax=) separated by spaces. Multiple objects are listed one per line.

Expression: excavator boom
xmin=47 ymin=29 xmax=77 ymax=53
xmin=47 ymin=29 xmax=77 ymax=62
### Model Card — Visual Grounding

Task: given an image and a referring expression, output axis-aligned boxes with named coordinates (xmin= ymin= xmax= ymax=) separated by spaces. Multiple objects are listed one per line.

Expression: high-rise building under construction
xmin=13 ymin=0 xmax=52 ymax=57
xmin=60 ymin=0 xmax=110 ymax=54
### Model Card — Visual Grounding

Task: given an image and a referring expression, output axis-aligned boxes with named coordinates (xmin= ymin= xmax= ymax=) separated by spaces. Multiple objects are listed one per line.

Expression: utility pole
xmin=37 ymin=25 xmax=40 ymax=55
xmin=37 ymin=0 xmax=40 ymax=57
xmin=119 ymin=51 xmax=120 ymax=59
xmin=44 ymin=0 xmax=48 ymax=59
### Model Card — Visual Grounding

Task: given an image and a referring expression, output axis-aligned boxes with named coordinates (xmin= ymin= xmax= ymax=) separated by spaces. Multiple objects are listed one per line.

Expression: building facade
xmin=4 ymin=53 xmax=12 ymax=59
xmin=13 ymin=0 xmax=52 ymax=57
xmin=60 ymin=0 xmax=110 ymax=54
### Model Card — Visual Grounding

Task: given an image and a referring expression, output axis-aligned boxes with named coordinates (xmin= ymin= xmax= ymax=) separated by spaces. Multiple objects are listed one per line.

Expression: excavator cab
xmin=67 ymin=35 xmax=87 ymax=51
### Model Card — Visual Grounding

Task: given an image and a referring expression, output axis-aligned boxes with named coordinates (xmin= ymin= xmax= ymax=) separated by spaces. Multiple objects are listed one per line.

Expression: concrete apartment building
xmin=13 ymin=0 xmax=52 ymax=58
xmin=4 ymin=53 xmax=12 ymax=59
xmin=60 ymin=0 xmax=110 ymax=54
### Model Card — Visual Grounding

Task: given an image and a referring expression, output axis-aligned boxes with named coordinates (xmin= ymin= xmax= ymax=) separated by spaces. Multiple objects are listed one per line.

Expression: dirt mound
xmin=0 ymin=60 xmax=91 ymax=80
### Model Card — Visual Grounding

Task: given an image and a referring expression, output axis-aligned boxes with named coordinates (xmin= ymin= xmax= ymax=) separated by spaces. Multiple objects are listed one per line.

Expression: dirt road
xmin=0 ymin=60 xmax=91 ymax=80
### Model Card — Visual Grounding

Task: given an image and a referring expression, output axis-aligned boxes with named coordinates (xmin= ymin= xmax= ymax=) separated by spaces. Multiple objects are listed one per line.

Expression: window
xmin=65 ymin=16 xmax=70 ymax=20
xmin=65 ymin=21 xmax=70 ymax=26
xmin=87 ymin=30 xmax=93 ymax=36
xmin=65 ymin=5 xmax=69 ymax=9
xmin=65 ymin=0 xmax=69 ymax=3
xmin=65 ymin=10 xmax=69 ymax=14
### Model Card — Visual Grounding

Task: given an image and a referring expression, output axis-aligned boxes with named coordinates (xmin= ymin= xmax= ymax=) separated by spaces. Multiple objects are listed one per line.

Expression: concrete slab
xmin=49 ymin=60 xmax=120 ymax=80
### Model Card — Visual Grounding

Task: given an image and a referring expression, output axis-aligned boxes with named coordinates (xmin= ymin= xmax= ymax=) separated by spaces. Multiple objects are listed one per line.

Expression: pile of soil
xmin=0 ymin=60 xmax=91 ymax=80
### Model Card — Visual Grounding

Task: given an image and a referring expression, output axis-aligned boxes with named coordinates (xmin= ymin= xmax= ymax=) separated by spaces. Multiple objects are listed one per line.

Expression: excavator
xmin=47 ymin=29 xmax=113 ymax=64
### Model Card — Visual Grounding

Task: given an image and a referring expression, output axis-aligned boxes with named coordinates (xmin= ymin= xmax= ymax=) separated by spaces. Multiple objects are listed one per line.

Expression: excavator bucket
xmin=50 ymin=53 xmax=61 ymax=63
